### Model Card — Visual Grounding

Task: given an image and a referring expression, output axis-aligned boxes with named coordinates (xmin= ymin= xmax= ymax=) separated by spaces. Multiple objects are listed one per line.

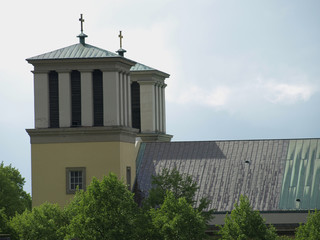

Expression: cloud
xmin=174 ymin=85 xmax=231 ymax=107
xmin=262 ymin=80 xmax=316 ymax=104
xmin=168 ymin=76 xmax=318 ymax=112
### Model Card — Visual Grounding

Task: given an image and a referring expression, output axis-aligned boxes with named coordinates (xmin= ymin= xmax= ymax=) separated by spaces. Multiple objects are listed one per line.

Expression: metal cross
xmin=79 ymin=14 xmax=84 ymax=33
xmin=118 ymin=31 xmax=123 ymax=48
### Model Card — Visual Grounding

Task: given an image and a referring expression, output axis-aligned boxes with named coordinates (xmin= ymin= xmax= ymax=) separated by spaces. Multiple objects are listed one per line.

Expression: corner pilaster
xmin=139 ymin=80 xmax=156 ymax=133
xmin=81 ymin=71 xmax=93 ymax=126
xmin=58 ymin=71 xmax=71 ymax=127
xmin=33 ymin=71 xmax=49 ymax=128
xmin=103 ymin=71 xmax=120 ymax=126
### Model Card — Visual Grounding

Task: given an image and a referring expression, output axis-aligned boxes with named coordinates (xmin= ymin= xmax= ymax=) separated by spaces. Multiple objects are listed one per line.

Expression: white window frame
xmin=66 ymin=167 xmax=86 ymax=194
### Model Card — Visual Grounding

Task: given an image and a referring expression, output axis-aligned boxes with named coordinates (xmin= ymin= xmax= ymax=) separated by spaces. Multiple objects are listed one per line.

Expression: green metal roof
xmin=131 ymin=62 xmax=155 ymax=71
xmin=27 ymin=42 xmax=169 ymax=78
xmin=279 ymin=139 xmax=320 ymax=210
xmin=27 ymin=43 xmax=120 ymax=61
xmin=130 ymin=62 xmax=170 ymax=78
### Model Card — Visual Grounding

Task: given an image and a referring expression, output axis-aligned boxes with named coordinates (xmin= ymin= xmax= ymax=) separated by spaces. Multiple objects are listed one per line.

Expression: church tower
xmin=26 ymin=15 xmax=172 ymax=207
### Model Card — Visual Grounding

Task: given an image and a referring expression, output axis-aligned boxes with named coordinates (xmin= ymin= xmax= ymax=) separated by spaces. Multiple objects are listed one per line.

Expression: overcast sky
xmin=1 ymin=0 xmax=319 ymax=193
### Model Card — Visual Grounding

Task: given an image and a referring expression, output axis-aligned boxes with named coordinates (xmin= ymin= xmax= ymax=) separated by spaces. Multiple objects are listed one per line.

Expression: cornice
xmin=26 ymin=126 xmax=139 ymax=144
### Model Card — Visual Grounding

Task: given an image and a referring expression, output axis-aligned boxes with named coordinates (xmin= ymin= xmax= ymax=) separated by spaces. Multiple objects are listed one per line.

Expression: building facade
xmin=27 ymin=29 xmax=171 ymax=207
xmin=26 ymin=17 xmax=320 ymax=236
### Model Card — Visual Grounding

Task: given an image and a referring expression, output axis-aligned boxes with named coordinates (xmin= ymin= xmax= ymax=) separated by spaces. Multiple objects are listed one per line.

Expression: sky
xmin=1 ymin=0 xmax=319 ymax=194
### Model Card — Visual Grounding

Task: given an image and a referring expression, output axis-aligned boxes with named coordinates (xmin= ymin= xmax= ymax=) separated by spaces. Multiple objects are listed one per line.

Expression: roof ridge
xmin=143 ymin=137 xmax=320 ymax=144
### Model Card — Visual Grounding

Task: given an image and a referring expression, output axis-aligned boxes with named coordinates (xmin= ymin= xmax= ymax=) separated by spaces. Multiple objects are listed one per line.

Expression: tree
xmin=5 ymin=171 xmax=211 ymax=240
xmin=9 ymin=203 xmax=68 ymax=240
xmin=0 ymin=208 xmax=11 ymax=235
xmin=66 ymin=173 xmax=141 ymax=240
xmin=295 ymin=209 xmax=320 ymax=240
xmin=219 ymin=195 xmax=278 ymax=240
xmin=145 ymin=168 xmax=214 ymax=222
xmin=150 ymin=191 xmax=207 ymax=240
xmin=146 ymin=168 xmax=198 ymax=207
xmin=0 ymin=162 xmax=31 ymax=217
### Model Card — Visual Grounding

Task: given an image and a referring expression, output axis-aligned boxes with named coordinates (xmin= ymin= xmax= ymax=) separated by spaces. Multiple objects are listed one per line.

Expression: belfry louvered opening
xmin=131 ymin=81 xmax=141 ymax=131
xmin=93 ymin=70 xmax=103 ymax=126
xmin=71 ymin=70 xmax=81 ymax=127
xmin=49 ymin=71 xmax=59 ymax=128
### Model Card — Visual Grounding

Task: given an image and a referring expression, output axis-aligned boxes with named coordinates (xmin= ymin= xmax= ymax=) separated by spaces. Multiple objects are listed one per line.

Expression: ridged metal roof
xmin=135 ymin=139 xmax=320 ymax=212
xmin=27 ymin=43 xmax=120 ymax=61
xmin=279 ymin=139 xmax=320 ymax=210
xmin=131 ymin=62 xmax=155 ymax=71
xmin=130 ymin=62 xmax=170 ymax=77
xmin=27 ymin=43 xmax=169 ymax=77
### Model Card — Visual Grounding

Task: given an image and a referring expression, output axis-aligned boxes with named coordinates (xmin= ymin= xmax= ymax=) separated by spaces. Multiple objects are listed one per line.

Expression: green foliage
xmin=150 ymin=191 xmax=207 ymax=240
xmin=0 ymin=162 xmax=31 ymax=217
xmin=5 ymin=170 xmax=211 ymax=239
xmin=147 ymin=168 xmax=198 ymax=207
xmin=146 ymin=168 xmax=214 ymax=222
xmin=66 ymin=173 xmax=140 ymax=240
xmin=219 ymin=195 xmax=278 ymax=240
xmin=0 ymin=208 xmax=11 ymax=235
xmin=295 ymin=209 xmax=320 ymax=240
xmin=276 ymin=236 xmax=292 ymax=240
xmin=9 ymin=203 xmax=67 ymax=240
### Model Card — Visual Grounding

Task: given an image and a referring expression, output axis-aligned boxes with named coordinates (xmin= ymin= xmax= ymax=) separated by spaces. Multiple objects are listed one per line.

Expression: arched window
xmin=92 ymin=70 xmax=103 ymax=126
xmin=131 ymin=81 xmax=141 ymax=131
xmin=71 ymin=70 xmax=81 ymax=127
xmin=49 ymin=71 xmax=59 ymax=128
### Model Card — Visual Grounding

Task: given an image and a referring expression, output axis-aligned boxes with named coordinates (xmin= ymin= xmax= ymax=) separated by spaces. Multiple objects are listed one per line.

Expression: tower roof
xmin=27 ymin=43 xmax=122 ymax=61
xmin=27 ymin=43 xmax=170 ymax=77
xmin=131 ymin=62 xmax=170 ymax=78
xmin=26 ymin=13 xmax=169 ymax=77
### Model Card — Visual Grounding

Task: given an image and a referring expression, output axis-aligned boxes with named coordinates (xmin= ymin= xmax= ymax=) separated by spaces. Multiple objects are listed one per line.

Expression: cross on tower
xmin=118 ymin=31 xmax=123 ymax=49
xmin=79 ymin=14 xmax=84 ymax=33
xmin=116 ymin=30 xmax=126 ymax=56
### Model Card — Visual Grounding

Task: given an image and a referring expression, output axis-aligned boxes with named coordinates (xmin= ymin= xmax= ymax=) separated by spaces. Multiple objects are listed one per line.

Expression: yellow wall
xmin=31 ymin=141 xmax=139 ymax=207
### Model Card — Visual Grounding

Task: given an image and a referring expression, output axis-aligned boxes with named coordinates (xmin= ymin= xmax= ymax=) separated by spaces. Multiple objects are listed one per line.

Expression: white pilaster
xmin=155 ymin=83 xmax=159 ymax=132
xmin=158 ymin=83 xmax=163 ymax=132
xmin=162 ymin=84 xmax=167 ymax=133
xmin=103 ymin=71 xmax=120 ymax=126
xmin=34 ymin=72 xmax=49 ymax=128
xmin=127 ymin=74 xmax=132 ymax=127
xmin=119 ymin=72 xmax=124 ymax=126
xmin=139 ymin=81 xmax=156 ymax=132
xmin=81 ymin=71 xmax=93 ymax=126
xmin=123 ymin=73 xmax=128 ymax=127
xmin=58 ymin=72 xmax=71 ymax=127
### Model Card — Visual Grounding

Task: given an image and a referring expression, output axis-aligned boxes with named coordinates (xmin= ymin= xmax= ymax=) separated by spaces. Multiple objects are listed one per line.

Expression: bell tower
xmin=26 ymin=15 xmax=171 ymax=207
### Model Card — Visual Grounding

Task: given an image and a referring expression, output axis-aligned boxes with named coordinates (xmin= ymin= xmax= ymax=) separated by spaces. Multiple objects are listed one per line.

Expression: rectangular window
xmin=71 ymin=70 xmax=81 ymax=127
xmin=93 ymin=70 xmax=103 ymax=126
xmin=126 ymin=166 xmax=131 ymax=191
xmin=66 ymin=167 xmax=86 ymax=194
xmin=131 ymin=81 xmax=141 ymax=131
xmin=49 ymin=71 xmax=59 ymax=128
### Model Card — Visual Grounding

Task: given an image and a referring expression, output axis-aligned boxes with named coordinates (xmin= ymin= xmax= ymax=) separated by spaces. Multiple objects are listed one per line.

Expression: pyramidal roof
xmin=27 ymin=14 xmax=169 ymax=76
xmin=27 ymin=43 xmax=169 ymax=77
xmin=131 ymin=62 xmax=170 ymax=78
xmin=27 ymin=43 xmax=120 ymax=61
xmin=131 ymin=62 xmax=156 ymax=71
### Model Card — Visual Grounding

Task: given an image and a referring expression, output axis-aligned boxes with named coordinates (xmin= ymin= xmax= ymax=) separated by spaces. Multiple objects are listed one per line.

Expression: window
xmin=71 ymin=70 xmax=81 ymax=127
xmin=66 ymin=167 xmax=86 ymax=194
xmin=131 ymin=81 xmax=141 ymax=131
xmin=93 ymin=70 xmax=103 ymax=126
xmin=49 ymin=71 xmax=59 ymax=128
xmin=126 ymin=166 xmax=131 ymax=191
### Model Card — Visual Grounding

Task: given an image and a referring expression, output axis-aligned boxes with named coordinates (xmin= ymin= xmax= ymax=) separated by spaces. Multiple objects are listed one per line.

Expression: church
xmin=26 ymin=15 xmax=320 ymax=236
